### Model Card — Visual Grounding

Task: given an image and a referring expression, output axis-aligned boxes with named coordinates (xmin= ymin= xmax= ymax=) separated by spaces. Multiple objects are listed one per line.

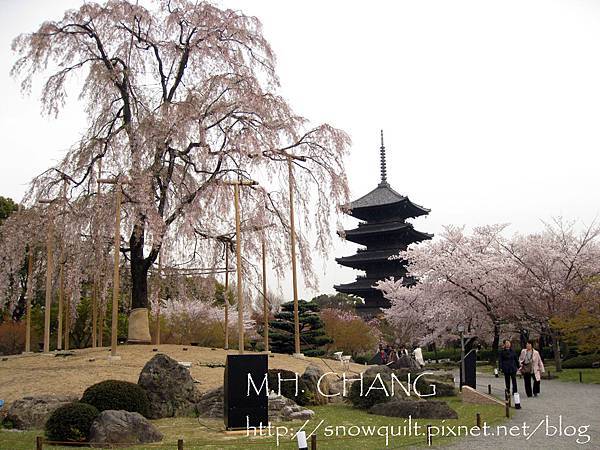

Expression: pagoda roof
xmin=341 ymin=222 xmax=433 ymax=245
xmin=344 ymin=182 xmax=430 ymax=218
xmin=334 ymin=277 xmax=380 ymax=293
xmin=336 ymin=248 xmax=406 ymax=267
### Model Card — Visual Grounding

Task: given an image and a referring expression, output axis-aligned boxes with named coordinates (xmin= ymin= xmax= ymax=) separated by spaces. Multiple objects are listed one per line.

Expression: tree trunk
xmin=130 ymin=223 xmax=149 ymax=309
xmin=491 ymin=323 xmax=500 ymax=366
xmin=552 ymin=332 xmax=562 ymax=372
xmin=127 ymin=222 xmax=154 ymax=343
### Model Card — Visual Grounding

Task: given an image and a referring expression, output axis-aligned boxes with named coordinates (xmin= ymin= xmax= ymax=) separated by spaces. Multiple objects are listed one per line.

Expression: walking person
xmin=519 ymin=340 xmax=545 ymax=397
xmin=499 ymin=339 xmax=519 ymax=395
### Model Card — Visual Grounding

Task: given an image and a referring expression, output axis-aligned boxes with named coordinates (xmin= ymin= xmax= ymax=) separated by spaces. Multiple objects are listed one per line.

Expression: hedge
xmin=45 ymin=402 xmax=99 ymax=442
xmin=81 ymin=379 xmax=150 ymax=417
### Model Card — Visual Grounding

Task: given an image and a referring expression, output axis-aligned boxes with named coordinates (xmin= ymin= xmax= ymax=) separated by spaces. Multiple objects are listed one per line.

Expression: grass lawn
xmin=0 ymin=399 xmax=506 ymax=449
xmin=477 ymin=364 xmax=600 ymax=384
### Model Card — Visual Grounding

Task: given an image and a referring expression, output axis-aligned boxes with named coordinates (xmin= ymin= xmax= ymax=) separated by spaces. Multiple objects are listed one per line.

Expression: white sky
xmin=2 ymin=0 xmax=600 ymax=301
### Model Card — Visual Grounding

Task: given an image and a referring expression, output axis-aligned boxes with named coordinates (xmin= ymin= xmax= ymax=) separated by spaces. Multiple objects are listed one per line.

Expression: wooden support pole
xmin=505 ymin=401 xmax=510 ymax=418
xmin=476 ymin=412 xmax=481 ymax=428
xmin=43 ymin=220 xmax=54 ymax=353
xmin=36 ymin=436 xmax=43 ymax=450
xmin=224 ymin=245 xmax=229 ymax=350
xmin=92 ymin=279 xmax=97 ymax=348
xmin=579 ymin=371 xmax=583 ymax=383
xmin=98 ymin=287 xmax=104 ymax=347
xmin=92 ymin=159 xmax=102 ymax=349
xmin=64 ymin=290 xmax=70 ymax=350
xmin=262 ymin=239 xmax=269 ymax=353
xmin=310 ymin=434 xmax=317 ymax=450
xmin=177 ymin=438 xmax=184 ymax=450
xmin=233 ymin=183 xmax=244 ymax=354
xmin=57 ymin=262 xmax=64 ymax=351
xmin=156 ymin=252 xmax=162 ymax=346
xmin=488 ymin=384 xmax=492 ymax=395
xmin=426 ymin=424 xmax=432 ymax=446
xmin=287 ymin=156 xmax=301 ymax=356
xmin=110 ymin=183 xmax=122 ymax=359
xmin=25 ymin=248 xmax=34 ymax=353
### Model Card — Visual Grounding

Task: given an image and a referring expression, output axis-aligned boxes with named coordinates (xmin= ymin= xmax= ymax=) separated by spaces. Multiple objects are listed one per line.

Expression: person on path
xmin=499 ymin=339 xmax=519 ymax=394
xmin=519 ymin=340 xmax=545 ymax=397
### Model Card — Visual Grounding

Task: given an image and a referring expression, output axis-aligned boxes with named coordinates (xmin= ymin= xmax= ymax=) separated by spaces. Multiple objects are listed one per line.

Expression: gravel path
xmin=444 ymin=371 xmax=600 ymax=449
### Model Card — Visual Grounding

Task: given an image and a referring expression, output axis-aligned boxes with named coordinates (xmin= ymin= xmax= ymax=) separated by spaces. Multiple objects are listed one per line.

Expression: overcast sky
xmin=1 ymin=0 xmax=600 ymax=301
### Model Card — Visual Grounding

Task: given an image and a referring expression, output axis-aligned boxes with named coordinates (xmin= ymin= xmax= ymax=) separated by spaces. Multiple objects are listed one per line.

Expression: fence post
xmin=426 ymin=424 xmax=432 ymax=446
xmin=476 ymin=412 xmax=481 ymax=428
xmin=177 ymin=438 xmax=184 ymax=450
xmin=505 ymin=401 xmax=510 ymax=418
xmin=311 ymin=434 xmax=317 ymax=450
xmin=488 ymin=384 xmax=491 ymax=395
xmin=579 ymin=371 xmax=583 ymax=383
xmin=36 ymin=436 xmax=43 ymax=450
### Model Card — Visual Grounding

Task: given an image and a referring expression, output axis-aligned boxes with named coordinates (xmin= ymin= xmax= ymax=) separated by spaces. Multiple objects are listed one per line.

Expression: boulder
xmin=420 ymin=378 xmax=456 ymax=397
xmin=388 ymin=355 xmax=421 ymax=371
xmin=364 ymin=364 xmax=393 ymax=377
xmin=138 ymin=354 xmax=202 ymax=419
xmin=268 ymin=393 xmax=314 ymax=422
xmin=89 ymin=410 xmax=162 ymax=447
xmin=301 ymin=365 xmax=329 ymax=405
xmin=370 ymin=399 xmax=458 ymax=419
xmin=196 ymin=387 xmax=314 ymax=422
xmin=328 ymin=378 xmax=356 ymax=403
xmin=197 ymin=386 xmax=224 ymax=419
xmin=4 ymin=394 xmax=77 ymax=430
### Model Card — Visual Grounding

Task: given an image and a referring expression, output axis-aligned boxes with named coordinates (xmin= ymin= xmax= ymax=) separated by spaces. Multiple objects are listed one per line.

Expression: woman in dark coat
xmin=499 ymin=339 xmax=519 ymax=394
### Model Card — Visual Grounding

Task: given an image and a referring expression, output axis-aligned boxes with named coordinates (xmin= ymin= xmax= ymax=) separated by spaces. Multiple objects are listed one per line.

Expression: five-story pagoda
xmin=335 ymin=131 xmax=432 ymax=316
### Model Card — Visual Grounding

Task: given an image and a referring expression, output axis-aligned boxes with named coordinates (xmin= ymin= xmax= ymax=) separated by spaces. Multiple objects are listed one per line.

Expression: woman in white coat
xmin=519 ymin=340 xmax=545 ymax=397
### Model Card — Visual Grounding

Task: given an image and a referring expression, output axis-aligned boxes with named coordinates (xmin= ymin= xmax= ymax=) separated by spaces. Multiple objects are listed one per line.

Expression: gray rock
xmin=301 ymin=365 xmax=329 ymax=405
xmin=4 ymin=394 xmax=78 ymax=430
xmin=268 ymin=393 xmax=314 ymax=422
xmin=288 ymin=409 xmax=315 ymax=420
xmin=137 ymin=354 xmax=202 ymax=419
xmin=89 ymin=410 xmax=163 ymax=447
xmin=197 ymin=386 xmax=224 ymax=419
xmin=364 ymin=364 xmax=393 ymax=377
xmin=370 ymin=399 xmax=458 ymax=419
xmin=388 ymin=355 xmax=421 ymax=370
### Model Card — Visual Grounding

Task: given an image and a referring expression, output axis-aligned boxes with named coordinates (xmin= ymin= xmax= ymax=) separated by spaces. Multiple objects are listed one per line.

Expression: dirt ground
xmin=0 ymin=345 xmax=366 ymax=405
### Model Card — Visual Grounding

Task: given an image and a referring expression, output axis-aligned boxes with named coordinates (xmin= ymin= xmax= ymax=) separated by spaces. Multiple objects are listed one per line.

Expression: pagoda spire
xmin=379 ymin=129 xmax=388 ymax=186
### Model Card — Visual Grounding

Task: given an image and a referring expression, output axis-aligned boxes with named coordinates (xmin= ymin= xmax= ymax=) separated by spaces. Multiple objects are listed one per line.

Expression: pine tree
xmin=267 ymin=300 xmax=332 ymax=356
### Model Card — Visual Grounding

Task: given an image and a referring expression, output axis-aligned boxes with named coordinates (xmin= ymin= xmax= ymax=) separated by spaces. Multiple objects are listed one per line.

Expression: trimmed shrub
xmin=45 ymin=402 xmax=99 ymax=442
xmin=562 ymin=354 xmax=600 ymax=369
xmin=421 ymin=348 xmax=461 ymax=361
xmin=347 ymin=376 xmax=390 ymax=410
xmin=81 ymin=380 xmax=150 ymax=417
xmin=267 ymin=369 xmax=312 ymax=406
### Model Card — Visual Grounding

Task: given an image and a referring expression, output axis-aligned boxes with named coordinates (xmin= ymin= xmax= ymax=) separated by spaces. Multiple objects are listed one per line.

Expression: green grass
xmin=0 ymin=399 xmax=506 ymax=449
xmin=548 ymin=367 xmax=600 ymax=384
xmin=477 ymin=364 xmax=600 ymax=384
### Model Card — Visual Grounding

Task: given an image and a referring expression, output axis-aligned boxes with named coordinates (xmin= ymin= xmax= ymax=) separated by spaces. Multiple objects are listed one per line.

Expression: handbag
xmin=521 ymin=351 xmax=533 ymax=374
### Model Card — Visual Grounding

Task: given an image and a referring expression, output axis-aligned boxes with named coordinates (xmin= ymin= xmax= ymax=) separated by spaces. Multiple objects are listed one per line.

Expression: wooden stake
xmin=224 ymin=244 xmax=229 ymax=350
xmin=110 ymin=183 xmax=122 ymax=358
xmin=43 ymin=220 xmax=54 ymax=353
xmin=25 ymin=248 xmax=34 ymax=353
xmin=57 ymin=262 xmax=64 ymax=351
xmin=92 ymin=159 xmax=102 ymax=349
xmin=287 ymin=156 xmax=301 ymax=356
xmin=262 ymin=239 xmax=269 ymax=352
xmin=64 ymin=290 xmax=70 ymax=350
xmin=233 ymin=183 xmax=244 ymax=354
xmin=92 ymin=279 xmax=97 ymax=348
xmin=156 ymin=252 xmax=162 ymax=346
